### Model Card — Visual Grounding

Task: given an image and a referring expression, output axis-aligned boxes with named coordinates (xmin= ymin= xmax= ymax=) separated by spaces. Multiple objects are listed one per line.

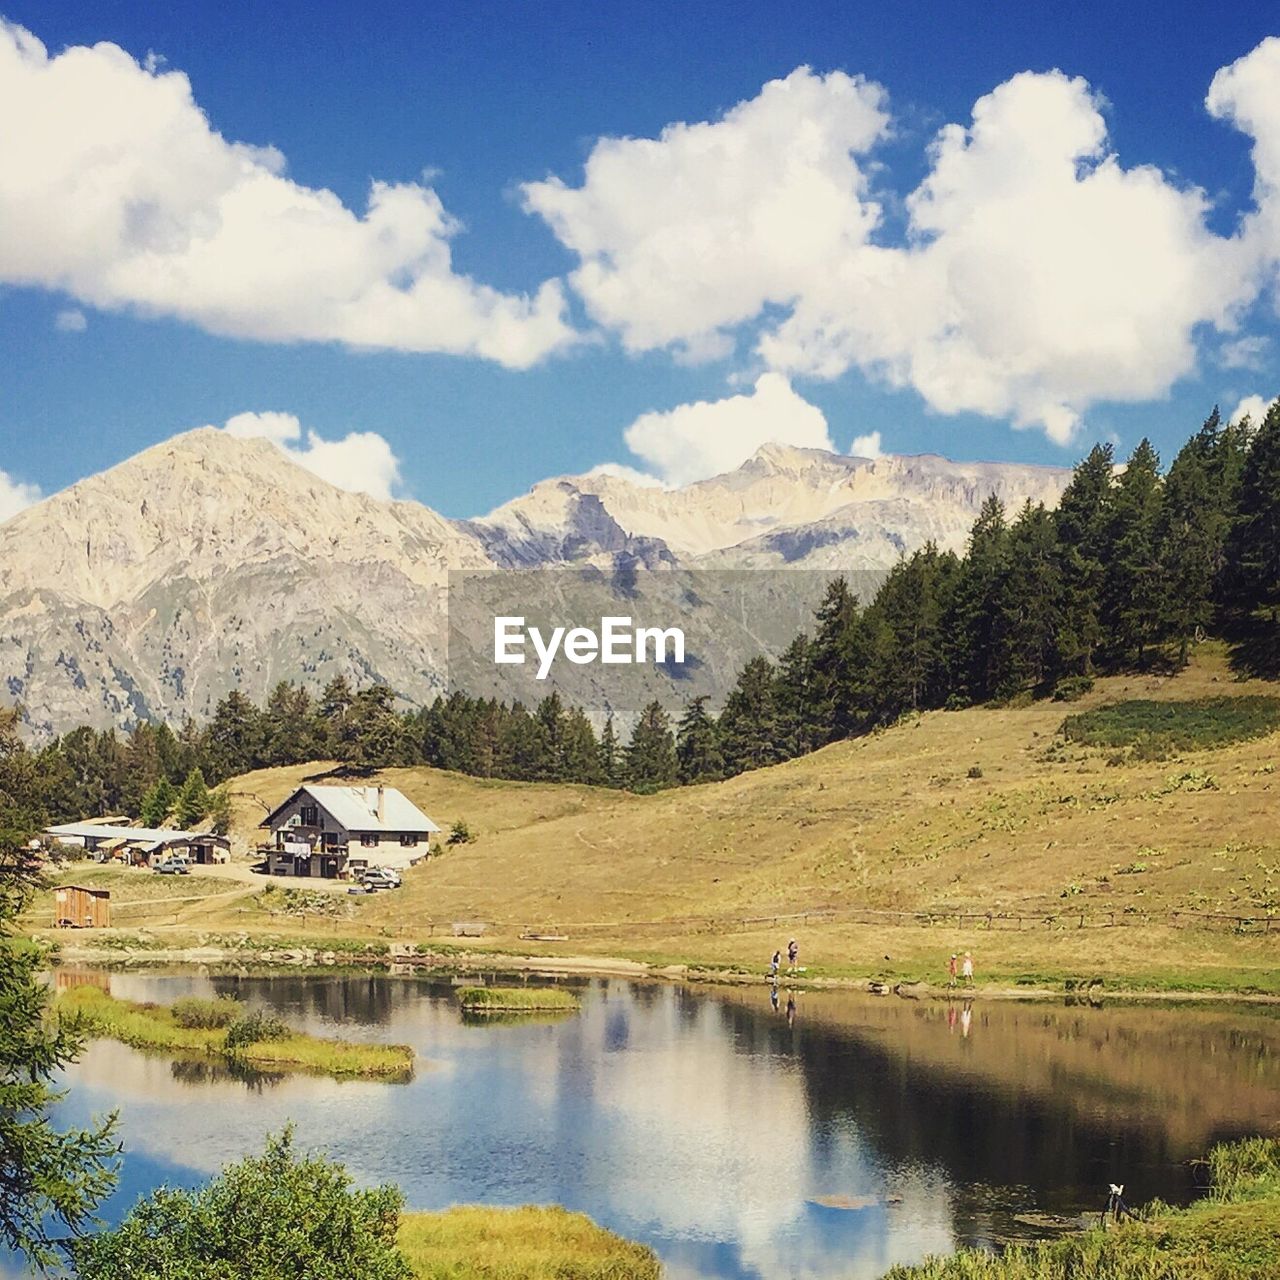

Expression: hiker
xmin=961 ymin=951 xmax=974 ymax=987
xmin=947 ymin=953 xmax=958 ymax=988
xmin=787 ymin=938 xmax=799 ymax=970
xmin=770 ymin=949 xmax=781 ymax=979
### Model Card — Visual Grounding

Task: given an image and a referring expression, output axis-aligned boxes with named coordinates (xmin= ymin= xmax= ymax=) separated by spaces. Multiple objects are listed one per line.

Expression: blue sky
xmin=1 ymin=1 xmax=1279 ymax=517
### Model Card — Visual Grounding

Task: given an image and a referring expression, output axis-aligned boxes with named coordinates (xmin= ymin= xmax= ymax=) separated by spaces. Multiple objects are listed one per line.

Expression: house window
xmin=360 ymin=834 xmax=379 ymax=847
xmin=400 ymin=834 xmax=419 ymax=847
xmin=300 ymin=804 xmax=318 ymax=827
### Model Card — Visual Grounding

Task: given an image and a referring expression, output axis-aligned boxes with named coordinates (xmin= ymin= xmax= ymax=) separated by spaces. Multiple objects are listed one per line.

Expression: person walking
xmin=961 ymin=952 xmax=974 ymax=988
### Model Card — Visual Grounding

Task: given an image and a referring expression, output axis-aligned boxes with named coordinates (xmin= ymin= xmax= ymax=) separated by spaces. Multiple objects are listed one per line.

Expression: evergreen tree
xmin=174 ymin=767 xmax=211 ymax=829
xmin=1053 ymin=443 xmax=1114 ymax=677
xmin=1158 ymin=410 xmax=1230 ymax=666
xmin=261 ymin=682 xmax=323 ymax=767
xmin=1102 ymin=438 xmax=1164 ymax=666
xmin=625 ymin=702 xmax=677 ymax=792
xmin=944 ymin=495 xmax=1010 ymax=702
xmin=989 ymin=502 xmax=1062 ymax=696
xmin=808 ymin=578 xmax=864 ymax=742
xmin=204 ymin=691 xmax=265 ymax=783
xmin=206 ymin=786 xmax=233 ymax=837
xmin=561 ymin=708 xmax=604 ymax=784
xmin=676 ymin=696 xmax=724 ymax=784
xmin=1 ymin=844 xmax=118 ymax=1269
xmin=1222 ymin=400 xmax=1280 ymax=675
xmin=334 ymin=686 xmax=402 ymax=770
xmin=140 ymin=775 xmax=177 ymax=828
xmin=533 ymin=692 xmax=568 ymax=781
xmin=719 ymin=657 xmax=783 ymax=774
xmin=773 ymin=633 xmax=816 ymax=760
xmin=597 ymin=716 xmax=624 ymax=788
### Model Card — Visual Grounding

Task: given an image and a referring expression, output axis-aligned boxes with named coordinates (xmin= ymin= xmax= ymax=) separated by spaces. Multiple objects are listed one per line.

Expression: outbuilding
xmin=44 ymin=822 xmax=231 ymax=867
xmin=53 ymin=884 xmax=111 ymax=928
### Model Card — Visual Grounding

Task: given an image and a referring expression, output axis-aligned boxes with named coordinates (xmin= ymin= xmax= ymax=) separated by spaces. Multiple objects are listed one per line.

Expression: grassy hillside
xmin=35 ymin=648 xmax=1280 ymax=991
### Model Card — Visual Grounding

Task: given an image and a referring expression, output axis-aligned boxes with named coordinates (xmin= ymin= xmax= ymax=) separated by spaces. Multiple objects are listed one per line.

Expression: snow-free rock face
xmin=0 ymin=431 xmax=1071 ymax=737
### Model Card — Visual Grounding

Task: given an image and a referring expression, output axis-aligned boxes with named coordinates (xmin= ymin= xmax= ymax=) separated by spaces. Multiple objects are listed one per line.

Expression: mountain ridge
xmin=0 ymin=428 xmax=1072 ymax=737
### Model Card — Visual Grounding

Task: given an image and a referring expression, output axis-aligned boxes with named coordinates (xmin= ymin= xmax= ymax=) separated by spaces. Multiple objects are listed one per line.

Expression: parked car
xmin=360 ymin=867 xmax=402 ymax=890
xmin=153 ymin=859 xmax=190 ymax=875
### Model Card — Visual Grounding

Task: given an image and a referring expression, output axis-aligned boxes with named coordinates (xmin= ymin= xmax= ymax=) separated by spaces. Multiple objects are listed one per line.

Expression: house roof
xmin=45 ymin=822 xmax=229 ymax=847
xmin=261 ymin=785 xmax=440 ymax=834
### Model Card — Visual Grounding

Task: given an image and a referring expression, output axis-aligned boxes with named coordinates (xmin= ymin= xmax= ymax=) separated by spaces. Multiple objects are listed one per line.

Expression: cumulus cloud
xmin=622 ymin=373 xmax=833 ymax=486
xmin=1228 ymin=393 xmax=1277 ymax=426
xmin=218 ymin=411 xmax=401 ymax=500
xmin=850 ymin=430 xmax=883 ymax=458
xmin=54 ymin=308 xmax=87 ymax=332
xmin=1219 ymin=335 xmax=1270 ymax=370
xmin=0 ymin=468 xmax=42 ymax=522
xmin=0 ymin=20 xmax=574 ymax=366
xmin=531 ymin=58 xmax=1272 ymax=444
xmin=523 ymin=67 xmax=889 ymax=360
xmin=582 ymin=462 xmax=667 ymax=489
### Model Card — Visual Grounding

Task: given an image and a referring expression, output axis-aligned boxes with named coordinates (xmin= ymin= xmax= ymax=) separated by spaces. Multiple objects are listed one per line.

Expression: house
xmin=44 ymin=822 xmax=231 ymax=867
xmin=259 ymin=784 xmax=440 ymax=880
xmin=53 ymin=885 xmax=111 ymax=928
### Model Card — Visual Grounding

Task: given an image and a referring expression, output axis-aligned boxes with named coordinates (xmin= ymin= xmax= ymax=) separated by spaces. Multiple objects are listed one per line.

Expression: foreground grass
xmin=456 ymin=985 xmax=580 ymax=1012
xmin=885 ymin=1138 xmax=1280 ymax=1279
xmin=397 ymin=1205 xmax=660 ymax=1279
xmin=56 ymin=986 xmax=414 ymax=1080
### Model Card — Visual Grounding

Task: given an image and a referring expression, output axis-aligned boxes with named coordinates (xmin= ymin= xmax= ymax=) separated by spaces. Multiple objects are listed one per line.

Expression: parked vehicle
xmin=153 ymin=859 xmax=190 ymax=875
xmin=360 ymin=867 xmax=402 ymax=890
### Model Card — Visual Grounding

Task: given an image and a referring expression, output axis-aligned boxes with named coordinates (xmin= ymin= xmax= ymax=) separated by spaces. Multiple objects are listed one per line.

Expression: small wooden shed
xmin=54 ymin=885 xmax=111 ymax=929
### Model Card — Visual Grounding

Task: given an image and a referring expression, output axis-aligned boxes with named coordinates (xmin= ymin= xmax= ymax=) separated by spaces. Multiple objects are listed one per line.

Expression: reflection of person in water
xmin=770 ymin=984 xmax=779 ymax=1012
xmin=947 ymin=1004 xmax=957 ymax=1033
xmin=960 ymin=1001 xmax=972 ymax=1038
xmin=786 ymin=993 xmax=796 ymax=1027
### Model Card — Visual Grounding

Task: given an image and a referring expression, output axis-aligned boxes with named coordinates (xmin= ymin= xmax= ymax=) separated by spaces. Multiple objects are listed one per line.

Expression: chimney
xmin=377 ymin=786 xmax=385 ymax=823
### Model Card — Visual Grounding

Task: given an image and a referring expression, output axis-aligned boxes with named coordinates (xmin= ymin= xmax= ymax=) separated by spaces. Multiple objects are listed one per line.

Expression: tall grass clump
xmin=1061 ymin=696 xmax=1280 ymax=753
xmin=171 ymin=994 xmax=242 ymax=1029
xmin=456 ymin=986 xmax=580 ymax=1013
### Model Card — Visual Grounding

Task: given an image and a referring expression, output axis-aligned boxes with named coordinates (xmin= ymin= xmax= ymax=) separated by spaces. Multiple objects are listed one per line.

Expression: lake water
xmin=10 ymin=970 xmax=1280 ymax=1279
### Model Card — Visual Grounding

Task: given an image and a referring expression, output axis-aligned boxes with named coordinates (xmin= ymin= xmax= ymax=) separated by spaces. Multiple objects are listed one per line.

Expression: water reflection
xmin=9 ymin=973 xmax=1280 ymax=1280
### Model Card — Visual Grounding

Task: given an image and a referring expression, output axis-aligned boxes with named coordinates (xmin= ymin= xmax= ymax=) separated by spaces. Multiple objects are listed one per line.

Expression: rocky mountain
xmin=0 ymin=429 xmax=1071 ymax=738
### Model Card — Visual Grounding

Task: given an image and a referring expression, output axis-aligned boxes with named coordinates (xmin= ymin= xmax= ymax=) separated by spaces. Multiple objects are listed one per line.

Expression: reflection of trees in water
xmin=168 ymin=1057 xmax=284 ymax=1094
xmin=712 ymin=996 xmax=1224 ymax=1222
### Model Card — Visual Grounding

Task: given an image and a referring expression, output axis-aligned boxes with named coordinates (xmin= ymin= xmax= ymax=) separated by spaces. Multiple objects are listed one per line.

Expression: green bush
xmin=1061 ymin=696 xmax=1280 ymax=752
xmin=171 ymin=995 xmax=241 ymax=1030
xmin=447 ymin=819 xmax=475 ymax=846
xmin=1052 ymin=674 xmax=1095 ymax=702
xmin=224 ymin=1010 xmax=290 ymax=1050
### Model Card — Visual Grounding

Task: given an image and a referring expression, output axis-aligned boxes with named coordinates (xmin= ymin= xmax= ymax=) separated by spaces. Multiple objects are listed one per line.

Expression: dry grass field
xmin=32 ymin=647 xmax=1280 ymax=992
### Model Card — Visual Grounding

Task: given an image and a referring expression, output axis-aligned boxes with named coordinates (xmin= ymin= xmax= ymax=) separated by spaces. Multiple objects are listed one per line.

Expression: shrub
xmin=447 ymin=819 xmax=475 ymax=846
xmin=1052 ymin=674 xmax=1094 ymax=702
xmin=224 ymin=1010 xmax=291 ymax=1050
xmin=966 ymin=765 xmax=984 ymax=779
xmin=1062 ymin=696 xmax=1280 ymax=752
xmin=171 ymin=995 xmax=241 ymax=1030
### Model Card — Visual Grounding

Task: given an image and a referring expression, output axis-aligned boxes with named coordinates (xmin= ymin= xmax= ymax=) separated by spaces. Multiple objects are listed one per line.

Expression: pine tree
xmin=1053 ymin=443 xmax=1114 ymax=677
xmin=139 ymin=775 xmax=177 ymax=828
xmin=205 ymin=691 xmax=265 ymax=783
xmin=676 ymin=696 xmax=724 ymax=784
xmin=989 ymin=502 xmax=1063 ymax=696
xmin=944 ymin=494 xmax=1010 ymax=702
xmin=561 ymin=707 xmax=604 ymax=784
xmin=625 ymin=702 xmax=677 ymax=792
xmin=808 ymin=578 xmax=864 ymax=742
xmin=1158 ymin=410 xmax=1229 ymax=666
xmin=261 ymin=682 xmax=323 ymax=767
xmin=1222 ymin=400 xmax=1280 ymax=675
xmin=533 ymin=692 xmax=568 ymax=781
xmin=174 ymin=766 xmax=210 ymax=829
xmin=1102 ymin=438 xmax=1164 ymax=666
xmin=773 ymin=633 xmax=816 ymax=760
xmin=598 ymin=716 xmax=624 ymax=788
xmin=719 ymin=657 xmax=783 ymax=774
xmin=335 ymin=686 xmax=402 ymax=769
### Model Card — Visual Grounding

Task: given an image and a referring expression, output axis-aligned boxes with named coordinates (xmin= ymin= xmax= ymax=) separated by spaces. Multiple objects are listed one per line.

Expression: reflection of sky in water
xmin=5 ymin=973 xmax=1277 ymax=1279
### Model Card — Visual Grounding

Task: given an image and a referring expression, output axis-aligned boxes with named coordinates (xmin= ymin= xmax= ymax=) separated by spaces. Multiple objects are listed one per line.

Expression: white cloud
xmin=623 ymin=373 xmax=832 ymax=486
xmin=1228 ymin=393 xmax=1277 ymax=426
xmin=523 ymin=67 xmax=889 ymax=360
xmin=582 ymin=462 xmax=667 ymax=489
xmin=531 ymin=59 xmax=1268 ymax=444
xmin=54 ymin=308 xmax=86 ymax=332
xmin=1219 ymin=334 xmax=1270 ymax=370
xmin=0 ymin=21 xmax=574 ymax=367
xmin=850 ymin=430 xmax=883 ymax=458
xmin=0 ymin=468 xmax=41 ymax=521
xmin=217 ymin=411 xmax=401 ymax=500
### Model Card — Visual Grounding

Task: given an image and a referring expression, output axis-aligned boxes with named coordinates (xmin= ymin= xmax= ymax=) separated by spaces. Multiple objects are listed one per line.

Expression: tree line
xmin=1 ymin=403 xmax=1277 ymax=830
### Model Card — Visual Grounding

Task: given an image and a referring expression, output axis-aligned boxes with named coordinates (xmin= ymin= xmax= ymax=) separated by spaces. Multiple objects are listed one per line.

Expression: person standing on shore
xmin=787 ymin=938 xmax=799 ymax=971
xmin=770 ymin=949 xmax=781 ymax=979
xmin=961 ymin=952 xmax=974 ymax=987
xmin=948 ymin=954 xmax=958 ymax=988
